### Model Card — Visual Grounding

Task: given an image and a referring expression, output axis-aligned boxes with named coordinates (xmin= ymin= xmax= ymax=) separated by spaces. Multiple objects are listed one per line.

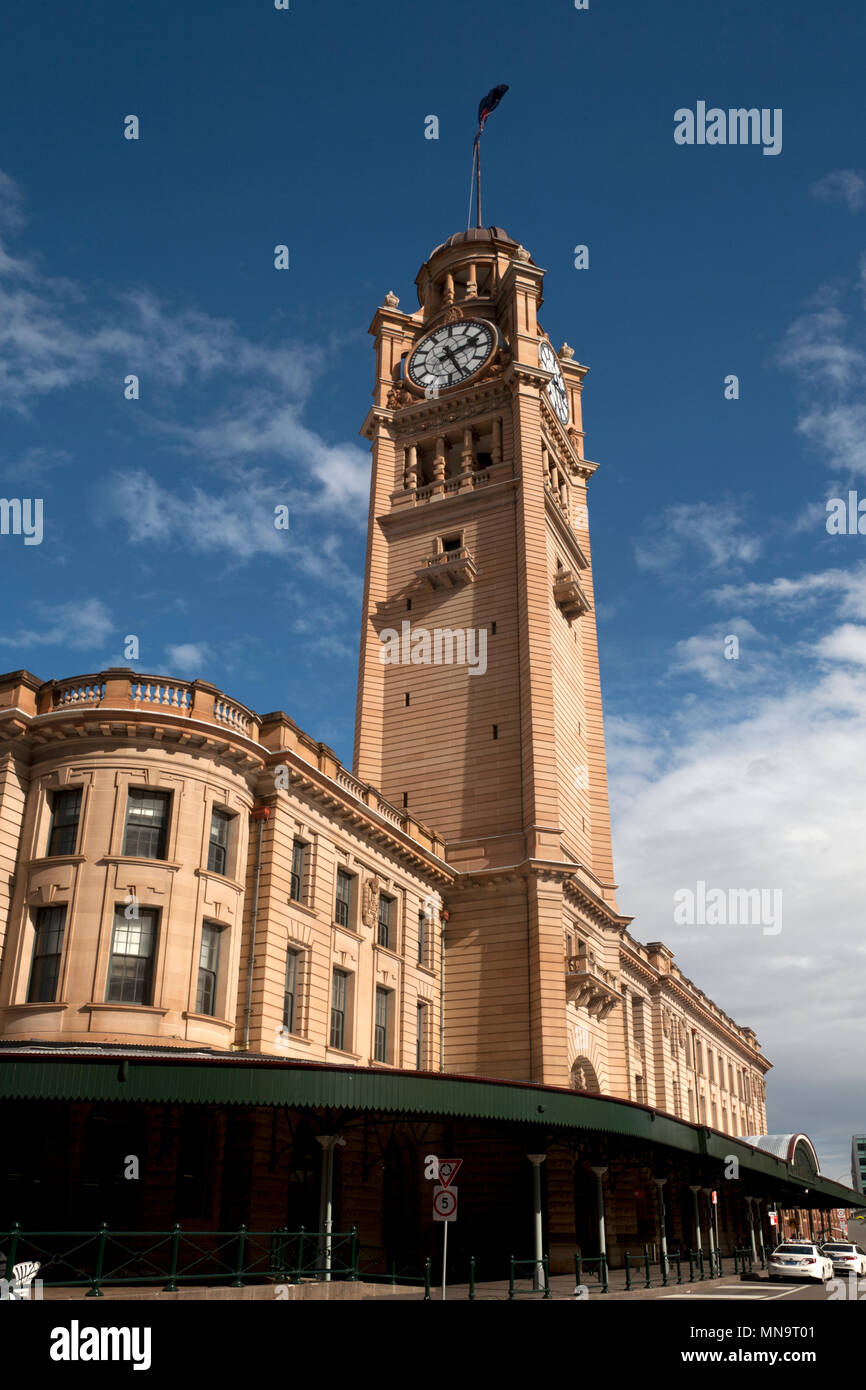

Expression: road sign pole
xmin=442 ymin=1218 xmax=448 ymax=1301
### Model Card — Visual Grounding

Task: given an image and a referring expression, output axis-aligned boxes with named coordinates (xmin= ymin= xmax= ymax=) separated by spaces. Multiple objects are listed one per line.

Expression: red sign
xmin=437 ymin=1159 xmax=462 ymax=1188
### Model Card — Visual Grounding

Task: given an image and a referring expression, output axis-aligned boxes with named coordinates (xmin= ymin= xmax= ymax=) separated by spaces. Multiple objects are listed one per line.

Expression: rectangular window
xmin=207 ymin=808 xmax=232 ymax=876
xmin=330 ymin=969 xmax=348 ymax=1051
xmin=28 ymin=905 xmax=67 ymax=1002
xmin=48 ymin=788 xmax=82 ymax=857
xmin=711 ymin=1101 xmax=718 ymax=1129
xmin=290 ymin=840 xmax=305 ymax=902
xmin=283 ymin=948 xmax=300 ymax=1032
xmin=416 ymin=1000 xmax=427 ymax=1070
xmin=632 ymin=997 xmax=645 ymax=1047
xmin=106 ymin=907 xmax=158 ymax=1005
xmin=708 ymin=1048 xmax=715 ymax=1083
xmin=377 ymin=894 xmax=393 ymax=949
xmin=123 ymin=789 xmax=170 ymax=860
xmin=418 ymin=909 xmax=426 ymax=965
xmin=695 ymin=1039 xmax=704 ymax=1075
xmin=196 ymin=922 xmax=221 ymax=1016
xmin=375 ymin=986 xmax=390 ymax=1063
xmin=335 ymin=868 xmax=352 ymax=927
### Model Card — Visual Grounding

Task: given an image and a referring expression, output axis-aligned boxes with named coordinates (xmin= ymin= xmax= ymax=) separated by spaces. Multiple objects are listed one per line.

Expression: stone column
xmin=527 ymin=1154 xmax=546 ymax=1291
xmin=591 ymin=1166 xmax=608 ymax=1265
xmin=316 ymin=1135 xmax=345 ymax=1281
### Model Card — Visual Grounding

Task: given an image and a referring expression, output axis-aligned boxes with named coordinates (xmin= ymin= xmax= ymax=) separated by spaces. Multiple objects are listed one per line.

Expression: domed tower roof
xmin=415 ymin=227 xmax=536 ymax=310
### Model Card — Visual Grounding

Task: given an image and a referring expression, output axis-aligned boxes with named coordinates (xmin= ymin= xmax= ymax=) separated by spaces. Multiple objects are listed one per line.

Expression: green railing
xmin=508 ymin=1254 xmax=551 ymax=1299
xmin=1 ymin=1223 xmax=359 ymax=1296
xmin=574 ymin=1252 xmax=609 ymax=1293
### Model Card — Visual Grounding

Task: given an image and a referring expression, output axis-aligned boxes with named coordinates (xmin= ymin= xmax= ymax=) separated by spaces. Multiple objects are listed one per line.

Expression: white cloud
xmin=809 ymin=169 xmax=866 ymax=212
xmin=814 ymin=622 xmax=866 ymax=665
xmin=711 ymin=563 xmax=866 ymax=620
xmin=0 ymin=597 xmax=113 ymax=650
xmin=635 ymin=501 xmax=761 ymax=574
xmin=608 ymin=656 xmax=866 ymax=1169
xmin=669 ymin=620 xmax=764 ymax=686
xmin=164 ymin=642 xmax=212 ymax=675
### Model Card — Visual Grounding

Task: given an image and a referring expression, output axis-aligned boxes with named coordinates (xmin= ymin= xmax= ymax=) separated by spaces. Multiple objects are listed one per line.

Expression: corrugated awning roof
xmin=0 ymin=1047 xmax=861 ymax=1207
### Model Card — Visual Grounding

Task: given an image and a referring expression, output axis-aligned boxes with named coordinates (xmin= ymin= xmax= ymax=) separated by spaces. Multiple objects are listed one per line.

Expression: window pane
xmin=375 ymin=987 xmax=389 ymax=1063
xmin=377 ymin=895 xmax=391 ymax=948
xmin=207 ymin=809 xmax=231 ymax=875
xmin=107 ymin=908 xmax=157 ymax=1004
xmin=28 ymin=906 xmax=67 ymax=1002
xmin=418 ymin=911 xmax=425 ymax=964
xmin=48 ymin=789 xmax=81 ymax=856
xmin=330 ymin=970 xmax=347 ymax=1050
xmin=290 ymin=841 xmax=305 ymax=901
xmin=335 ymin=870 xmax=351 ymax=926
xmin=123 ymin=790 xmax=169 ymax=860
xmin=283 ymin=948 xmax=299 ymax=1032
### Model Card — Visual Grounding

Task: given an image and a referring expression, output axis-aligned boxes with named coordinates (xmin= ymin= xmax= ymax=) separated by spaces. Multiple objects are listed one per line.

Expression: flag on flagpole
xmin=476 ymin=84 xmax=509 ymax=136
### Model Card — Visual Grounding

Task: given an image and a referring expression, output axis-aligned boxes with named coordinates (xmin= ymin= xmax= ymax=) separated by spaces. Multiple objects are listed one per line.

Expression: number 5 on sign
xmin=432 ymin=1185 xmax=458 ymax=1221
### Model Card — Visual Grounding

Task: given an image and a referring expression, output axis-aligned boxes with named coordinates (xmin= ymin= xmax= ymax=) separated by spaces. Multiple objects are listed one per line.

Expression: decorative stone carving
xmin=383 ymin=290 xmax=400 ymax=308
xmin=386 ymin=383 xmax=413 ymax=409
xmin=362 ymin=874 xmax=382 ymax=929
xmin=559 ymin=342 xmax=575 ymax=361
xmin=662 ymin=1007 xmax=671 ymax=1039
xmin=442 ymin=305 xmax=463 ymax=324
xmin=514 ymin=244 xmax=531 ymax=262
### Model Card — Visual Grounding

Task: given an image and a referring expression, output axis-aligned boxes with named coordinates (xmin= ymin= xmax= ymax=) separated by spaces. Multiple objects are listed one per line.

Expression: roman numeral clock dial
xmin=406 ymin=320 xmax=496 ymax=391
xmin=538 ymin=338 xmax=570 ymax=425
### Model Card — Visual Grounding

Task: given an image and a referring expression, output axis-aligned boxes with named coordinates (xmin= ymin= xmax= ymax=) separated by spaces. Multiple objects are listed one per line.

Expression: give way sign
xmin=437 ymin=1159 xmax=462 ymax=1187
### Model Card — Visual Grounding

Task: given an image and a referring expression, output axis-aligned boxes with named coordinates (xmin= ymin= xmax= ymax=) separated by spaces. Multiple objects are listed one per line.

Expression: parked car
xmin=821 ymin=1242 xmax=866 ymax=1276
xmin=767 ymin=1242 xmax=834 ymax=1283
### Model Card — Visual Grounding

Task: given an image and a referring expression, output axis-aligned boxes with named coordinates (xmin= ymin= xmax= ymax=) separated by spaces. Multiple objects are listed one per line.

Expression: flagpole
xmin=475 ymin=133 xmax=482 ymax=228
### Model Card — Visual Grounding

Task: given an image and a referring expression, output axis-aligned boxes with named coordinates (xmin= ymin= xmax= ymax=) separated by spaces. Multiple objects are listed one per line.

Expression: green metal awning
xmin=0 ymin=1052 xmax=862 ymax=1208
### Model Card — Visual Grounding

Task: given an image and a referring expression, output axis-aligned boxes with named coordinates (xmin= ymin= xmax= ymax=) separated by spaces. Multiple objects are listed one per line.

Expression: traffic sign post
xmin=432 ymin=1182 xmax=458 ymax=1300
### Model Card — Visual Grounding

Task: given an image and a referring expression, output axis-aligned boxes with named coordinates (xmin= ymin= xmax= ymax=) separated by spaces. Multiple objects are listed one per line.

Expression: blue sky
xmin=2 ymin=0 xmax=865 ymax=1179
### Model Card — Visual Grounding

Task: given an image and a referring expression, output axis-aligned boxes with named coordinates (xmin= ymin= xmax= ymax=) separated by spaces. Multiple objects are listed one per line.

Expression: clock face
xmin=538 ymin=339 xmax=570 ymax=425
xmin=406 ymin=320 xmax=496 ymax=391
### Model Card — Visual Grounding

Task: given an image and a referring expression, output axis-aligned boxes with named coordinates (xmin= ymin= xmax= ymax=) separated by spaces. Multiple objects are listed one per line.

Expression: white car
xmin=821 ymin=1242 xmax=866 ymax=1276
xmin=768 ymin=1242 xmax=834 ymax=1283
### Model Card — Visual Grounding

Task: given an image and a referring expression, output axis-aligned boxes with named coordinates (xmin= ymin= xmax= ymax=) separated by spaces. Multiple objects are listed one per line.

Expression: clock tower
xmin=354 ymin=226 xmax=628 ymax=1089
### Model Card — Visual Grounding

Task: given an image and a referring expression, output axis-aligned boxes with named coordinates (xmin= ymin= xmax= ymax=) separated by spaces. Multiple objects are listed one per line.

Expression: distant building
xmin=853 ymin=1136 xmax=866 ymax=1194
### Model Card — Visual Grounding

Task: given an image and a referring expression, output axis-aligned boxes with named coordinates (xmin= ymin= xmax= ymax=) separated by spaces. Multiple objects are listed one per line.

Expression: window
xmin=335 ymin=869 xmax=353 ymax=927
xmin=711 ymin=1101 xmax=718 ymax=1129
xmin=48 ymin=788 xmax=81 ymax=856
xmin=708 ymin=1048 xmax=715 ymax=1084
xmin=290 ymin=840 xmax=306 ymax=902
xmin=699 ymin=1093 xmax=707 ymax=1123
xmin=632 ymin=997 xmax=645 ymax=1048
xmin=722 ymin=1107 xmax=728 ymax=1132
xmin=207 ymin=809 xmax=232 ymax=875
xmin=330 ymin=969 xmax=348 ymax=1050
xmin=441 ymin=534 xmax=462 ymax=553
xmin=694 ymin=1038 xmax=703 ymax=1075
xmin=416 ymin=1001 xmax=428 ymax=1070
xmin=688 ymin=1090 xmax=695 ymax=1122
xmin=195 ymin=922 xmax=222 ymax=1016
xmin=672 ymin=1079 xmax=681 ymax=1117
xmin=106 ymin=907 xmax=158 ymax=1005
xmin=418 ymin=909 xmax=426 ymax=965
xmin=28 ymin=905 xmax=67 ymax=1002
xmin=375 ymin=986 xmax=391 ymax=1063
xmin=634 ymin=1074 xmax=646 ymax=1104
xmin=377 ymin=894 xmax=393 ymax=949
xmin=123 ymin=789 xmax=170 ymax=860
xmin=283 ymin=948 xmax=300 ymax=1033
xmin=728 ymin=1060 xmax=735 ymax=1093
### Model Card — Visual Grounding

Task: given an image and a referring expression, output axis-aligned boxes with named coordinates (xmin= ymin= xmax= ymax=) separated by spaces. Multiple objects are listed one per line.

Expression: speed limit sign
xmin=432 ymin=1184 xmax=458 ymax=1222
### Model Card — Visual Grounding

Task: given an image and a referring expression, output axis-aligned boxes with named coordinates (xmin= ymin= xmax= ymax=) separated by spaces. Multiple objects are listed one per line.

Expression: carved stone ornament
xmin=362 ymin=874 xmax=381 ymax=929
xmin=559 ymin=342 xmax=575 ymax=361
xmin=442 ymin=306 xmax=463 ymax=324
xmin=383 ymin=290 xmax=400 ymax=308
xmin=386 ymin=383 xmax=413 ymax=409
xmin=662 ymin=1008 xmax=671 ymax=1039
xmin=514 ymin=245 xmax=531 ymax=262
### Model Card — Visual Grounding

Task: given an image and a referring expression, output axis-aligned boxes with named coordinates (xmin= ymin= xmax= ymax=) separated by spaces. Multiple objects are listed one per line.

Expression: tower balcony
xmin=553 ymin=570 xmax=591 ymax=619
xmin=565 ymin=952 xmax=621 ymax=1018
xmin=416 ymin=546 xmax=478 ymax=590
